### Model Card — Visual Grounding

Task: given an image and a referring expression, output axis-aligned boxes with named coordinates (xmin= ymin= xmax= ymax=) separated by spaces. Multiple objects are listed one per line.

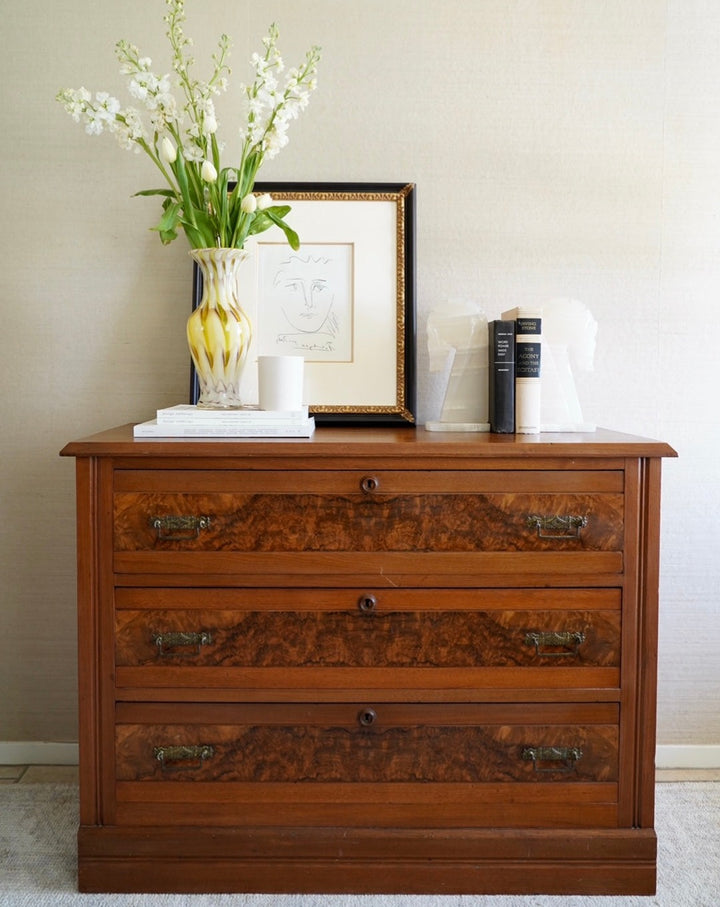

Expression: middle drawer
xmin=115 ymin=588 xmax=621 ymax=696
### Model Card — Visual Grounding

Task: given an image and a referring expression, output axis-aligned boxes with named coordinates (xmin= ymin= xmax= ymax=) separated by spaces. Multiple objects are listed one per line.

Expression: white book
xmin=501 ymin=307 xmax=542 ymax=434
xmin=157 ymin=404 xmax=309 ymax=424
xmin=134 ymin=418 xmax=316 ymax=438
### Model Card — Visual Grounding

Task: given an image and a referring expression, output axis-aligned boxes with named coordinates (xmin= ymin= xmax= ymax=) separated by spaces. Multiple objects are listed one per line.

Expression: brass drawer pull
xmin=521 ymin=745 xmax=583 ymax=773
xmin=358 ymin=593 xmax=378 ymax=613
xmin=152 ymin=630 xmax=213 ymax=656
xmin=527 ymin=514 xmax=588 ymax=539
xmin=150 ymin=515 xmax=212 ymax=541
xmin=154 ymin=744 xmax=215 ymax=768
xmin=524 ymin=630 xmax=586 ymax=657
xmin=358 ymin=707 xmax=378 ymax=727
xmin=360 ymin=475 xmax=380 ymax=493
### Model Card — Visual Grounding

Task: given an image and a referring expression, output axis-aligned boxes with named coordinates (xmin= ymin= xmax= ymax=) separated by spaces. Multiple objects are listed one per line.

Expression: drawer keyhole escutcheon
xmin=150 ymin=515 xmax=212 ymax=541
xmin=360 ymin=475 xmax=380 ymax=494
xmin=524 ymin=630 xmax=586 ymax=657
xmin=358 ymin=594 xmax=378 ymax=613
xmin=152 ymin=630 xmax=213 ymax=657
xmin=527 ymin=514 xmax=588 ymax=539
xmin=521 ymin=745 xmax=583 ymax=773
xmin=358 ymin=707 xmax=378 ymax=727
xmin=154 ymin=744 xmax=215 ymax=769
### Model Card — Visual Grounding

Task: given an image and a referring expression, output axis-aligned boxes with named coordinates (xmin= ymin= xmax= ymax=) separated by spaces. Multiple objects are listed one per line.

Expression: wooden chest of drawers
xmin=61 ymin=425 xmax=675 ymax=895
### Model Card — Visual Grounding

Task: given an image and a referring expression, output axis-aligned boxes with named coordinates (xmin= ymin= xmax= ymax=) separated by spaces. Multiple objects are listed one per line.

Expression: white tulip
xmin=257 ymin=193 xmax=273 ymax=210
xmin=201 ymin=159 xmax=217 ymax=183
xmin=240 ymin=193 xmax=257 ymax=214
xmin=159 ymin=136 xmax=177 ymax=164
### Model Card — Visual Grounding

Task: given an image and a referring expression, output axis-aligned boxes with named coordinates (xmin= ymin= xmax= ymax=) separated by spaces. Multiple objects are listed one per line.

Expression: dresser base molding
xmin=78 ymin=825 xmax=656 ymax=895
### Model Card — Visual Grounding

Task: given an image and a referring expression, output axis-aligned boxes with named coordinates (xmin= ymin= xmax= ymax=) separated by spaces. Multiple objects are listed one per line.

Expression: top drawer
xmin=112 ymin=470 xmax=624 ymax=576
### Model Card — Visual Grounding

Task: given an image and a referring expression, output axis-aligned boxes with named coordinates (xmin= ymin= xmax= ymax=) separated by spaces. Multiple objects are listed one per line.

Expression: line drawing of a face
xmin=258 ymin=242 xmax=353 ymax=362
xmin=273 ymin=254 xmax=337 ymax=337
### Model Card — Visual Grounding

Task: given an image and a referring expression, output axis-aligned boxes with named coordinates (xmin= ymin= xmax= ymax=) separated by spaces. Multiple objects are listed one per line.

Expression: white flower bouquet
xmin=57 ymin=0 xmax=320 ymax=250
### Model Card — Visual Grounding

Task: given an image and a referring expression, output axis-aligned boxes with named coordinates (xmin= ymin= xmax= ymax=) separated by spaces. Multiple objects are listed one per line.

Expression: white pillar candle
xmin=257 ymin=355 xmax=305 ymax=412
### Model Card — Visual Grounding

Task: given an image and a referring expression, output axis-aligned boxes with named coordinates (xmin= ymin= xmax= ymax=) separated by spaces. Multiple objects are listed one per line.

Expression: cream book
xmin=156 ymin=404 xmax=309 ymax=424
xmin=134 ymin=418 xmax=315 ymax=438
xmin=501 ymin=307 xmax=542 ymax=434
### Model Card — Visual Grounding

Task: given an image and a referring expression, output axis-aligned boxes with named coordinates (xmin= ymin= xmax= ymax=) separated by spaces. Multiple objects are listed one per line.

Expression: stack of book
xmin=133 ymin=404 xmax=315 ymax=438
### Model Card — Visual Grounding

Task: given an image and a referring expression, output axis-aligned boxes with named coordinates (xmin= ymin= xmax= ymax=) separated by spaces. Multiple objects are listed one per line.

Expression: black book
xmin=488 ymin=320 xmax=516 ymax=432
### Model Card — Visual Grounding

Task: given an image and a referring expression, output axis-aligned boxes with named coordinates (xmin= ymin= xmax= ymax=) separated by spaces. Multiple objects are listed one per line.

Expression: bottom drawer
xmin=114 ymin=702 xmax=619 ymax=829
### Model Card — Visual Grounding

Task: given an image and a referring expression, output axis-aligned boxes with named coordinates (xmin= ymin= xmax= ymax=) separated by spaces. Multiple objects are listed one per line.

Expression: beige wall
xmin=1 ymin=0 xmax=717 ymax=756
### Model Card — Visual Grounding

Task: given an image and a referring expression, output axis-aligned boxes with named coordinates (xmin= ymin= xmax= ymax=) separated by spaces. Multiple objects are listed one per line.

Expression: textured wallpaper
xmin=0 ymin=0 xmax=717 ymax=760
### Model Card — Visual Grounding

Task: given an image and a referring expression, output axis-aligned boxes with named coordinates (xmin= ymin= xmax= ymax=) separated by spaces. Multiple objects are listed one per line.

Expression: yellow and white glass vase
xmin=187 ymin=247 xmax=253 ymax=408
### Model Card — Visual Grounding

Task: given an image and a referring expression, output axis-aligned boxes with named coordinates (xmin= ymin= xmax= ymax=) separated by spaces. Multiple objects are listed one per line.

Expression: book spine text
xmin=488 ymin=320 xmax=516 ymax=433
xmin=514 ymin=313 xmax=542 ymax=434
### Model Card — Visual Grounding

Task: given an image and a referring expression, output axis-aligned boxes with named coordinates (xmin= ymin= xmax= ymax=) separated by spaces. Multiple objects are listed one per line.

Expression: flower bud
xmin=257 ymin=193 xmax=273 ymax=210
xmin=201 ymin=159 xmax=218 ymax=183
xmin=159 ymin=136 xmax=177 ymax=164
xmin=240 ymin=193 xmax=257 ymax=214
xmin=204 ymin=114 xmax=218 ymax=134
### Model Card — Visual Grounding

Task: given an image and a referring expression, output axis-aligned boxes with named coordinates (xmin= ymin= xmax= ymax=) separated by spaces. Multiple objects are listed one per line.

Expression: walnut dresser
xmin=60 ymin=424 xmax=676 ymax=895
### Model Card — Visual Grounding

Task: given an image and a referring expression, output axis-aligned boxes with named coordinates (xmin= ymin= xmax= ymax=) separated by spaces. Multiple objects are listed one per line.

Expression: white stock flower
xmin=110 ymin=106 xmax=146 ymax=150
xmin=84 ymin=116 xmax=104 ymax=136
xmin=57 ymin=87 xmax=90 ymax=122
xmin=96 ymin=92 xmax=121 ymax=117
xmin=183 ymin=143 xmax=204 ymax=163
xmin=125 ymin=107 xmax=145 ymax=136
xmin=128 ymin=78 xmax=149 ymax=102
xmin=264 ymin=128 xmax=289 ymax=158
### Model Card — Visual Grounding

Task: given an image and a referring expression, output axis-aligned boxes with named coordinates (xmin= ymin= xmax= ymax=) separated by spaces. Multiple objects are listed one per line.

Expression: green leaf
xmin=150 ymin=200 xmax=182 ymax=245
xmin=246 ymin=212 xmax=274 ymax=236
xmin=157 ymin=225 xmax=179 ymax=245
xmin=266 ymin=210 xmax=300 ymax=250
xmin=245 ymin=206 xmax=292 ymax=234
xmin=154 ymin=200 xmax=181 ymax=230
xmin=133 ymin=188 xmax=177 ymax=198
xmin=244 ymin=206 xmax=300 ymax=250
xmin=181 ymin=207 xmax=216 ymax=248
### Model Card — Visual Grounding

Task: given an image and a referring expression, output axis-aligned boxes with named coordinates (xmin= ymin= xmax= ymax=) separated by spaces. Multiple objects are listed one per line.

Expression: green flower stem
xmin=173 ymin=150 xmax=202 ymax=237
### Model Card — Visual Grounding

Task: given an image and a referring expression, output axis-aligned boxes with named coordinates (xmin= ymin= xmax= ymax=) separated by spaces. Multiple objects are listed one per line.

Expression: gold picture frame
xmin=190 ymin=182 xmax=416 ymax=425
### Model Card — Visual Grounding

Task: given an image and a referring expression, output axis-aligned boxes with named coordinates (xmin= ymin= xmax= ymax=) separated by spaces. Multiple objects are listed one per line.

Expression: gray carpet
xmin=1 ymin=783 xmax=718 ymax=906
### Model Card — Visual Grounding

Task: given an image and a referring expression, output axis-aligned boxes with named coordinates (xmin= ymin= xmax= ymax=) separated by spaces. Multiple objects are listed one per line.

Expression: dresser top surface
xmin=61 ymin=424 xmax=677 ymax=461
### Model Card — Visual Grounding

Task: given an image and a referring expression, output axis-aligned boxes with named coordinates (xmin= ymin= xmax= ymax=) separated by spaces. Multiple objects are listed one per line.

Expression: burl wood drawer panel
xmin=114 ymin=702 xmax=619 ymax=829
xmin=114 ymin=588 xmax=621 ymax=694
xmin=112 ymin=469 xmax=624 ymax=575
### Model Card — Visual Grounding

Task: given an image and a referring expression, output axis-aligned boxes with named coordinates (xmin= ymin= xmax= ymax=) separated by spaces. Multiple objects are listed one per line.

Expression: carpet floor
xmin=1 ymin=782 xmax=718 ymax=906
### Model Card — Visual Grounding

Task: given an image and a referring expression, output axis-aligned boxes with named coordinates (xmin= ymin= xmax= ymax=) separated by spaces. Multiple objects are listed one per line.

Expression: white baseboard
xmin=0 ymin=742 xmax=79 ymax=765
xmin=655 ymin=745 xmax=720 ymax=769
xmin=1 ymin=741 xmax=719 ymax=769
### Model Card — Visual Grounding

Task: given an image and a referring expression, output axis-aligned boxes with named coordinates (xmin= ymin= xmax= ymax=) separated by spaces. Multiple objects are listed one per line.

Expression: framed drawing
xmin=190 ymin=182 xmax=416 ymax=425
